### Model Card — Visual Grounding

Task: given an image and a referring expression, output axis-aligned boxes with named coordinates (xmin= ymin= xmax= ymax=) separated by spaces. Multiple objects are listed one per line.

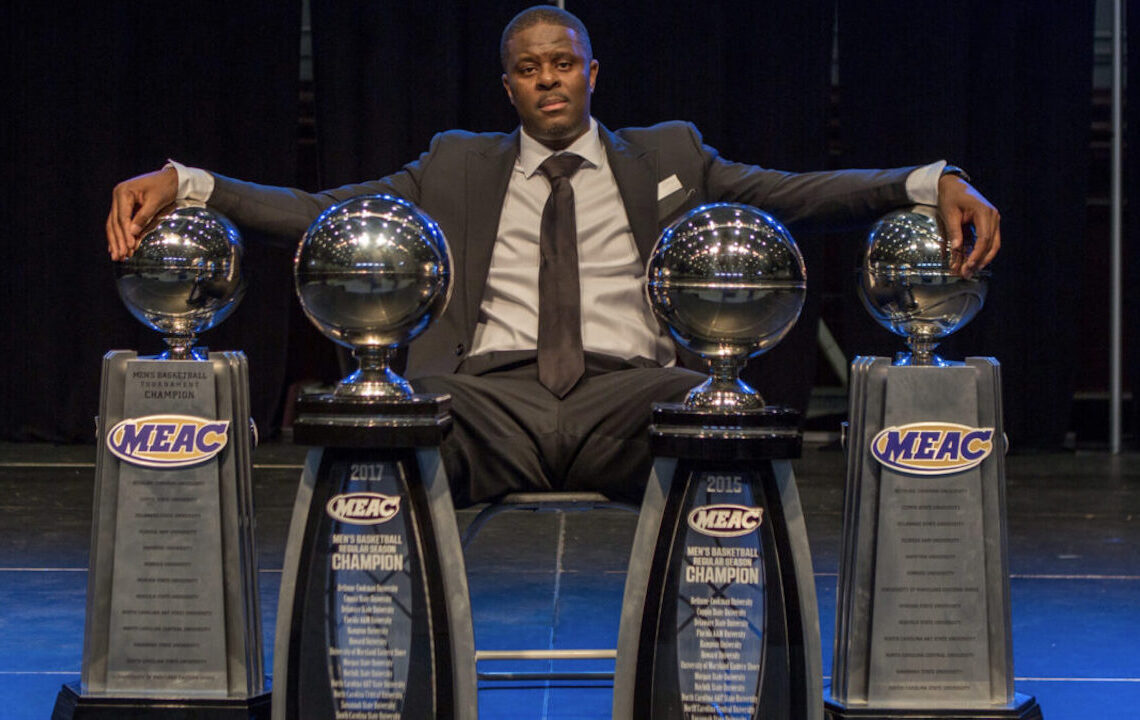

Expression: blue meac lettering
xmin=913 ymin=430 xmax=940 ymax=460
xmin=113 ymin=423 xmax=154 ymax=456
xmin=961 ymin=429 xmax=994 ymax=460
xmin=936 ymin=431 xmax=960 ymax=460
xmin=871 ymin=422 xmax=995 ymax=475
xmin=196 ymin=423 xmax=228 ymax=453
xmin=106 ymin=415 xmax=230 ymax=468
xmin=170 ymin=424 xmax=196 ymax=453
xmin=150 ymin=424 xmax=176 ymax=453
xmin=878 ymin=430 xmax=918 ymax=462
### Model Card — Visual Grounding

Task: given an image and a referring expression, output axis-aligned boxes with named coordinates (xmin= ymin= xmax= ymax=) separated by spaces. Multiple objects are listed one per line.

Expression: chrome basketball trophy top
xmin=857 ymin=205 xmax=988 ymax=366
xmin=294 ymin=194 xmax=452 ymax=399
xmin=647 ymin=203 xmax=806 ymax=411
xmin=115 ymin=203 xmax=246 ymax=360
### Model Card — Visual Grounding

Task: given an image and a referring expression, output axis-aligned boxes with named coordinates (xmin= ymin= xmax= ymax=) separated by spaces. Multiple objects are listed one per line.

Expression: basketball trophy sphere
xmin=646 ymin=203 xmax=806 ymax=411
xmin=294 ymin=194 xmax=452 ymax=399
xmin=115 ymin=202 xmax=246 ymax=360
xmin=857 ymin=205 xmax=988 ymax=365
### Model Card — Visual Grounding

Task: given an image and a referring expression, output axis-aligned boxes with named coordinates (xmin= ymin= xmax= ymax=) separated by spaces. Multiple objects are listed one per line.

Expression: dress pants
xmin=412 ymin=354 xmax=704 ymax=508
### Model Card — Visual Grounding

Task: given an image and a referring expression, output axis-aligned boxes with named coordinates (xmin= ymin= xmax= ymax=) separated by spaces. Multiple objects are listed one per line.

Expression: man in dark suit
xmin=105 ymin=6 xmax=1000 ymax=506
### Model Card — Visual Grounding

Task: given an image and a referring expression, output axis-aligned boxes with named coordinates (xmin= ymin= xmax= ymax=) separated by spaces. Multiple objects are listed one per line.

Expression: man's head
xmin=500 ymin=6 xmax=598 ymax=150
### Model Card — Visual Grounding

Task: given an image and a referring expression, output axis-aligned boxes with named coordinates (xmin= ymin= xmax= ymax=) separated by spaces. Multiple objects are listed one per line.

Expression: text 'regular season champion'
xmin=327 ymin=493 xmax=405 ymax=572
xmin=686 ymin=504 xmax=764 ymax=585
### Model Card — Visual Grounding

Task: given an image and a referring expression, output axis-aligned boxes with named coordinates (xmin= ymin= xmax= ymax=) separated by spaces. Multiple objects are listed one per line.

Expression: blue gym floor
xmin=2 ymin=440 xmax=1137 ymax=718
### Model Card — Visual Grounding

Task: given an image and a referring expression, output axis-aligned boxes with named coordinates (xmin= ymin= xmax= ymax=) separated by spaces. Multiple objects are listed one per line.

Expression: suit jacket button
xmin=455 ymin=343 xmax=465 ymax=356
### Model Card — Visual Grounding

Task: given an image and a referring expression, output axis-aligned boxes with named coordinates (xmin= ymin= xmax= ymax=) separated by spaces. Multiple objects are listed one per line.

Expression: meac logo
xmin=326 ymin=493 xmax=401 ymax=525
xmin=106 ymin=414 xmax=229 ymax=468
xmin=687 ymin=504 xmax=764 ymax=538
xmin=870 ymin=422 xmax=994 ymax=475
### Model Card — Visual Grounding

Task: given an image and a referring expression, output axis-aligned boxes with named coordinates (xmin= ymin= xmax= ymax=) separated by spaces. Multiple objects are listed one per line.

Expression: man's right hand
xmin=106 ymin=166 xmax=178 ymax=261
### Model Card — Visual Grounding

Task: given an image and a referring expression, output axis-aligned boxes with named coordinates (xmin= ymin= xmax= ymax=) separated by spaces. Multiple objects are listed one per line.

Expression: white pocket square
xmin=657 ymin=174 xmax=682 ymax=200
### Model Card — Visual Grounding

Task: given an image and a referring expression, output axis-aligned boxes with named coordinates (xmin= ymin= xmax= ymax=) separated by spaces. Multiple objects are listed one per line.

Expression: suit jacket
xmin=209 ymin=121 xmax=916 ymax=378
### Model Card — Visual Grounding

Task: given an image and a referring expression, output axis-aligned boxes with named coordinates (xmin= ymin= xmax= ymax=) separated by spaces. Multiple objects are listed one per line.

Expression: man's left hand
xmin=937 ymin=174 xmax=1000 ymax=279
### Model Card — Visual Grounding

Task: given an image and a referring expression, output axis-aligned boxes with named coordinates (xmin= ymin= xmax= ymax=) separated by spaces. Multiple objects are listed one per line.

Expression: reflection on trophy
xmin=828 ymin=207 xmax=1040 ymax=719
xmin=856 ymin=206 xmax=987 ymax=366
xmin=57 ymin=204 xmax=267 ymax=718
xmin=614 ymin=203 xmax=822 ymax=720
xmin=276 ymin=195 xmax=477 ymax=719
xmin=647 ymin=203 xmax=806 ymax=411
xmin=294 ymin=194 xmax=451 ymax=399
xmin=116 ymin=202 xmax=246 ymax=360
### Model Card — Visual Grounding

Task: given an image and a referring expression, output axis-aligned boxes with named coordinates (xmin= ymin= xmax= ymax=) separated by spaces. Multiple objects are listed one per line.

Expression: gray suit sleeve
xmin=206 ymin=135 xmax=439 ymax=240
xmin=681 ymin=124 xmax=917 ymax=234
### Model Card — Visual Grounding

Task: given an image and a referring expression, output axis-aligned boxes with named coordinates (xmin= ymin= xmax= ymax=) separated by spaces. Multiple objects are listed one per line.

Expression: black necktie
xmin=537 ymin=153 xmax=587 ymax=397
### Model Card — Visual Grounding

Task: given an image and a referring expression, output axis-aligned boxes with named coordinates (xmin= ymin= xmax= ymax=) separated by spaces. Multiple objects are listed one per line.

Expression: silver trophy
xmin=857 ymin=205 xmax=988 ymax=366
xmin=279 ymin=195 xmax=474 ymax=718
xmin=618 ymin=203 xmax=819 ymax=720
xmin=646 ymin=203 xmax=806 ymax=411
xmin=68 ymin=202 xmax=267 ymax=715
xmin=116 ymin=202 xmax=246 ymax=360
xmin=294 ymin=195 xmax=452 ymax=399
xmin=831 ymin=208 xmax=1040 ymax=718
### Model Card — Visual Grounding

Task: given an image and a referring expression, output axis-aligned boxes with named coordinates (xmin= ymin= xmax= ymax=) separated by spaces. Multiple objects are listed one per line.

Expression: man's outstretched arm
xmin=105 ymin=134 xmax=438 ymax=261
xmin=680 ymin=121 xmax=1002 ymax=276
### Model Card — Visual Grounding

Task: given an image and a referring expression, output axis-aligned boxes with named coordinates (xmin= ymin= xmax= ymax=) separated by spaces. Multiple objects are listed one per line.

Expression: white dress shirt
xmin=469 ymin=119 xmax=675 ymax=365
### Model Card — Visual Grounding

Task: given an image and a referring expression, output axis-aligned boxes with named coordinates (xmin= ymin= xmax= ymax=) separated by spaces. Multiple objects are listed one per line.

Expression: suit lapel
xmin=463 ymin=130 xmax=518 ymax=335
xmin=601 ymin=124 xmax=659 ymax=262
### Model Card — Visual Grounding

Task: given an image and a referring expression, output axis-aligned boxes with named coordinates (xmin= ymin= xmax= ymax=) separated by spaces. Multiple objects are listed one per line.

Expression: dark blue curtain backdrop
xmin=2 ymin=3 xmax=301 ymax=441
xmin=1 ymin=2 xmax=1099 ymax=449
xmin=836 ymin=0 xmax=1094 ymax=449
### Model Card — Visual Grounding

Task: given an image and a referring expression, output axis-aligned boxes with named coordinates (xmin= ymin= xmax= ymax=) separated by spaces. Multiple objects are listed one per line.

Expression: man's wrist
xmin=940 ymin=165 xmax=972 ymax=184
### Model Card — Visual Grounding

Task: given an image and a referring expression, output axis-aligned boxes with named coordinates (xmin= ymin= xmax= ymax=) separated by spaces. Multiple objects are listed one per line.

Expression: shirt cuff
xmin=905 ymin=160 xmax=947 ymax=206
xmin=164 ymin=159 xmax=215 ymax=202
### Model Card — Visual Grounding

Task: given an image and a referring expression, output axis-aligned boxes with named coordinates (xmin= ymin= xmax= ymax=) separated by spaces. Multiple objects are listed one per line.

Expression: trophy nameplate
xmin=55 ymin=351 xmax=268 ymax=719
xmin=615 ymin=408 xmax=820 ymax=720
xmin=104 ymin=358 xmax=230 ymax=693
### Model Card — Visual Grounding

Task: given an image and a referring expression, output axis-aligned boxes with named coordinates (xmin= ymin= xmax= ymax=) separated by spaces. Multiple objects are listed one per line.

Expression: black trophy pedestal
xmin=274 ymin=393 xmax=477 ymax=720
xmin=613 ymin=404 xmax=823 ymax=720
xmin=292 ymin=392 xmax=451 ymax=448
xmin=52 ymin=682 xmax=270 ymax=720
xmin=825 ymin=691 xmax=1042 ymax=720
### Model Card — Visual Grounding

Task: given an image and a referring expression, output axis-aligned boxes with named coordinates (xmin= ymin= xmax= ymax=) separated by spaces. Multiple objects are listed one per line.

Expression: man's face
xmin=501 ymin=22 xmax=598 ymax=150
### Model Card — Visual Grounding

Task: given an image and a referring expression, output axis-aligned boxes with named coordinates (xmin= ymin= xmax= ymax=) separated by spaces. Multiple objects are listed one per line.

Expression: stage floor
xmin=2 ymin=440 xmax=1136 ymax=718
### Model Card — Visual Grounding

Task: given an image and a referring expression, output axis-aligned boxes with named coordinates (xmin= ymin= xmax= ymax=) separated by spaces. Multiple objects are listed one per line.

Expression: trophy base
xmin=83 ymin=351 xmax=266 ymax=705
xmin=52 ymin=682 xmax=270 ymax=720
xmin=649 ymin=402 xmax=801 ymax=460
xmin=272 ymin=447 xmax=478 ymax=717
xmin=292 ymin=391 xmax=451 ymax=447
xmin=614 ymin=452 xmax=821 ymax=717
xmin=824 ymin=692 xmax=1042 ymax=720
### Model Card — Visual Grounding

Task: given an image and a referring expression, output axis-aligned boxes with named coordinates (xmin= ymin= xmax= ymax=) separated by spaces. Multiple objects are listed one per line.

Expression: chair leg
xmin=464 ymin=493 xmax=636 ymax=683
